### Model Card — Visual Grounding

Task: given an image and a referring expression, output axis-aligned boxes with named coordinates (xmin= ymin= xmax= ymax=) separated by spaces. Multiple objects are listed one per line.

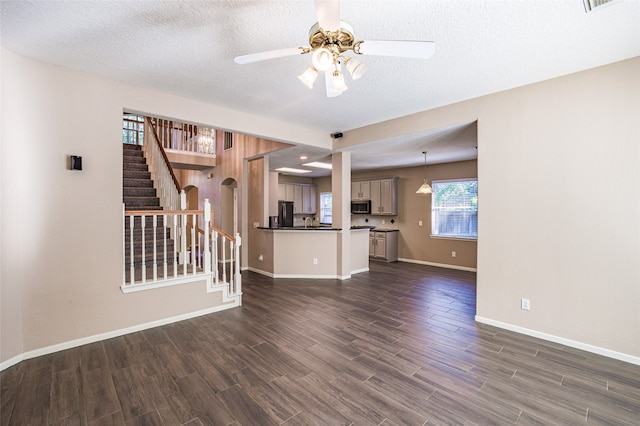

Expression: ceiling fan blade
xmin=234 ymin=47 xmax=306 ymax=65
xmin=314 ymin=0 xmax=340 ymax=31
xmin=357 ymin=40 xmax=436 ymax=59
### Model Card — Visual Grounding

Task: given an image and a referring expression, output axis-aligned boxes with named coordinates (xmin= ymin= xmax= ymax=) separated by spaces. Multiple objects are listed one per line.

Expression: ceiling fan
xmin=233 ymin=0 xmax=435 ymax=97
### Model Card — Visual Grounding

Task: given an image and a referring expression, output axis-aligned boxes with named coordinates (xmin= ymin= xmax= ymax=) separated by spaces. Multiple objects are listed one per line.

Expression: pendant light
xmin=416 ymin=151 xmax=433 ymax=194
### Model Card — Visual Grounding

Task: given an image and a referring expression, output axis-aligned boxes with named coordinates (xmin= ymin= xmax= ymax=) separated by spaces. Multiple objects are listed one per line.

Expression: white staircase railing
xmin=150 ymin=117 xmax=215 ymax=155
xmin=142 ymin=118 xmax=182 ymax=211
xmin=122 ymin=199 xmax=242 ymax=301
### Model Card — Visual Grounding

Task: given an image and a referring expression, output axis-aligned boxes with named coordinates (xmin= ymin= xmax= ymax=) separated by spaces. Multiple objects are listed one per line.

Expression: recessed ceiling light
xmin=300 ymin=156 xmax=308 ymax=160
xmin=276 ymin=167 xmax=312 ymax=174
xmin=303 ymin=161 xmax=332 ymax=169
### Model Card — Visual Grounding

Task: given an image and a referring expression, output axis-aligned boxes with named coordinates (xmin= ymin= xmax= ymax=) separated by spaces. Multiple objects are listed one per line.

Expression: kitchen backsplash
xmin=351 ymin=215 xmax=399 ymax=230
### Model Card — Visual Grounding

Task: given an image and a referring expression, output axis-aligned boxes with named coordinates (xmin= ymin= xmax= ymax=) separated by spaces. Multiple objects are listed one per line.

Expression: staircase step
xmin=124 ymin=240 xmax=175 ymax=256
xmin=123 ymin=170 xmax=151 ymax=180
xmin=123 ymin=163 xmax=148 ymax=172
xmin=123 ymin=178 xmax=154 ymax=188
xmin=124 ymin=226 xmax=171 ymax=239
xmin=123 ymin=143 xmax=143 ymax=151
xmin=123 ymin=187 xmax=156 ymax=198
xmin=124 ymin=263 xmax=207 ymax=284
xmin=124 ymin=205 xmax=163 ymax=211
xmin=123 ymin=153 xmax=146 ymax=162
xmin=125 ymin=215 xmax=166 ymax=227
xmin=123 ymin=153 xmax=145 ymax=162
xmin=124 ymin=196 xmax=160 ymax=206
xmin=124 ymin=255 xmax=176 ymax=268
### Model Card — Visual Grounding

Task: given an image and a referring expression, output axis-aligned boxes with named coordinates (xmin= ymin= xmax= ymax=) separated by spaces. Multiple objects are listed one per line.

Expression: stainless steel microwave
xmin=351 ymin=200 xmax=371 ymax=214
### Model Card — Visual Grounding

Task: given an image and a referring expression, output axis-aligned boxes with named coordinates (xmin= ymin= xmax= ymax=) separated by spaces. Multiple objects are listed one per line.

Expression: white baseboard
xmin=1 ymin=301 xmax=240 ymax=372
xmin=246 ymin=267 xmax=274 ymax=277
xmin=475 ymin=316 xmax=640 ymax=366
xmin=398 ymin=258 xmax=477 ymax=272
xmin=246 ymin=267 xmax=367 ymax=280
xmin=0 ymin=354 xmax=24 ymax=372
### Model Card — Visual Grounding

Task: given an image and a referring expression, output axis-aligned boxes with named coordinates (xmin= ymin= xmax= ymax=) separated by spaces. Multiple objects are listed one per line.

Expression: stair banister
xmin=143 ymin=118 xmax=182 ymax=211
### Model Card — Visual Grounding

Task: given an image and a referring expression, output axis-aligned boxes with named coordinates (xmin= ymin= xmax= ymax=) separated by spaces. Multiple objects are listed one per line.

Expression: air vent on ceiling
xmin=583 ymin=0 xmax=619 ymax=12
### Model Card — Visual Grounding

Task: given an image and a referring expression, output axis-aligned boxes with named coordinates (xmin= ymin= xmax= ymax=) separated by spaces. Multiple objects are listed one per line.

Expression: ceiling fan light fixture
xmin=345 ymin=56 xmax=367 ymax=80
xmin=330 ymin=69 xmax=348 ymax=93
xmin=312 ymin=47 xmax=333 ymax=71
xmin=298 ymin=66 xmax=319 ymax=89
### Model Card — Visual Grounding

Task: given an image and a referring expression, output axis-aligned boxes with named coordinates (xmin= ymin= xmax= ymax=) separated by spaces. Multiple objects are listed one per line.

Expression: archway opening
xmin=220 ymin=178 xmax=237 ymax=236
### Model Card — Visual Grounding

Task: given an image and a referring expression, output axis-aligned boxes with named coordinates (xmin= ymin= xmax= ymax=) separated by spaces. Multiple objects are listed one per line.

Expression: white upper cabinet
xmin=351 ymin=180 xmax=371 ymax=201
xmin=370 ymin=177 xmax=398 ymax=215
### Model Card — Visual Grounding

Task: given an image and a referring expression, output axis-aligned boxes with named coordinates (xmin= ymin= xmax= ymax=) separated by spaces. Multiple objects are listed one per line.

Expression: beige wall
xmin=343 ymin=57 xmax=640 ymax=360
xmin=0 ymin=48 xmax=317 ymax=366
xmin=2 ymin=46 xmax=638 ymax=366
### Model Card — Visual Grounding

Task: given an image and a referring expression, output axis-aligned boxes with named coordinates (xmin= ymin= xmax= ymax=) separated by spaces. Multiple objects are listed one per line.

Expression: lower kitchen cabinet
xmin=369 ymin=230 xmax=398 ymax=262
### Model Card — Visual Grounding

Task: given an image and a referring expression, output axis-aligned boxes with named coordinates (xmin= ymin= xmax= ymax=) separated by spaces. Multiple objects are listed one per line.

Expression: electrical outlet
xmin=419 ymin=220 xmax=423 ymax=226
xmin=521 ymin=298 xmax=530 ymax=310
xmin=253 ymin=222 xmax=259 ymax=228
xmin=451 ymin=251 xmax=456 ymax=257
xmin=313 ymin=258 xmax=318 ymax=265
xmin=382 ymin=219 xmax=385 ymax=224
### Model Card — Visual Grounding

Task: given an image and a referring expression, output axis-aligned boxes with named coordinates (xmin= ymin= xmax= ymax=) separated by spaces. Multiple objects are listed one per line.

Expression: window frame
xmin=122 ymin=114 xmax=145 ymax=145
xmin=319 ymin=192 xmax=332 ymax=225
xmin=430 ymin=178 xmax=478 ymax=241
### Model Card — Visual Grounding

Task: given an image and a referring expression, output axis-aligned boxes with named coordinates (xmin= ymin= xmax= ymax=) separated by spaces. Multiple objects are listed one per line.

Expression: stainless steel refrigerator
xmin=278 ymin=201 xmax=294 ymax=227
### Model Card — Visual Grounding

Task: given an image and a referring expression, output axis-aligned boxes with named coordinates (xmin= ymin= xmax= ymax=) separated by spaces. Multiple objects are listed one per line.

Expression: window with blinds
xmin=431 ymin=179 xmax=478 ymax=239
xmin=319 ymin=192 xmax=332 ymax=224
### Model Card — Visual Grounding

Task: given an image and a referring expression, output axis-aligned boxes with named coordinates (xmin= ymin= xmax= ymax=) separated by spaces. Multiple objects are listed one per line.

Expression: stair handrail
xmin=142 ymin=118 xmax=181 ymax=210
xmin=145 ymin=117 xmax=182 ymax=192
xmin=186 ymin=223 xmax=237 ymax=244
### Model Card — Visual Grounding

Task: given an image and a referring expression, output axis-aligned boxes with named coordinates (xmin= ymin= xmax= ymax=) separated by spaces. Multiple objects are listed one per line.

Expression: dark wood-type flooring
xmin=2 ymin=262 xmax=640 ymax=425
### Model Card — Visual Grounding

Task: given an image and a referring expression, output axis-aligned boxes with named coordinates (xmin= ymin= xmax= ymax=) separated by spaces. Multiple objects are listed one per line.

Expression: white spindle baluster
xmin=222 ymin=238 xmax=227 ymax=284
xmin=213 ymin=231 xmax=219 ymax=285
xmin=203 ymin=201 xmax=211 ymax=274
xmin=235 ymin=234 xmax=242 ymax=298
xmin=129 ymin=214 xmax=135 ymax=284
xmin=163 ymin=214 xmax=167 ymax=279
xmin=191 ymin=213 xmax=196 ymax=274
xmin=153 ymin=215 xmax=157 ymax=281
xmin=229 ymin=241 xmax=234 ymax=293
xmin=122 ymin=205 xmax=126 ymax=286
xmin=173 ymin=214 xmax=178 ymax=277
xmin=181 ymin=213 xmax=187 ymax=276
xmin=141 ymin=215 xmax=146 ymax=282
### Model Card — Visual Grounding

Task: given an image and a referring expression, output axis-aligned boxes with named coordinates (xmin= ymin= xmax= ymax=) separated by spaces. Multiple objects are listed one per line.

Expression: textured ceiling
xmin=2 ymin=1 xmax=639 ymax=175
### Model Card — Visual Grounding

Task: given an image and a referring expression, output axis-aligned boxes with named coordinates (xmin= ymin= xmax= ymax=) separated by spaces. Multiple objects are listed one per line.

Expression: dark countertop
xmin=259 ymin=226 xmax=341 ymax=231
xmin=371 ymin=228 xmax=399 ymax=232
xmin=259 ymin=226 xmax=379 ymax=231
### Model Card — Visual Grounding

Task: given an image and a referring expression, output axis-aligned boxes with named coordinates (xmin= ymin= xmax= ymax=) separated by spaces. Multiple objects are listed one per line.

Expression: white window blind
xmin=431 ymin=179 xmax=478 ymax=239
xmin=319 ymin=192 xmax=332 ymax=224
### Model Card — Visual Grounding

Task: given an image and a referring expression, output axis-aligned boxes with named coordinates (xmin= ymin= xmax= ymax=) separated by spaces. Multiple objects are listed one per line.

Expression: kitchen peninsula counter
xmin=253 ymin=227 xmax=370 ymax=278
